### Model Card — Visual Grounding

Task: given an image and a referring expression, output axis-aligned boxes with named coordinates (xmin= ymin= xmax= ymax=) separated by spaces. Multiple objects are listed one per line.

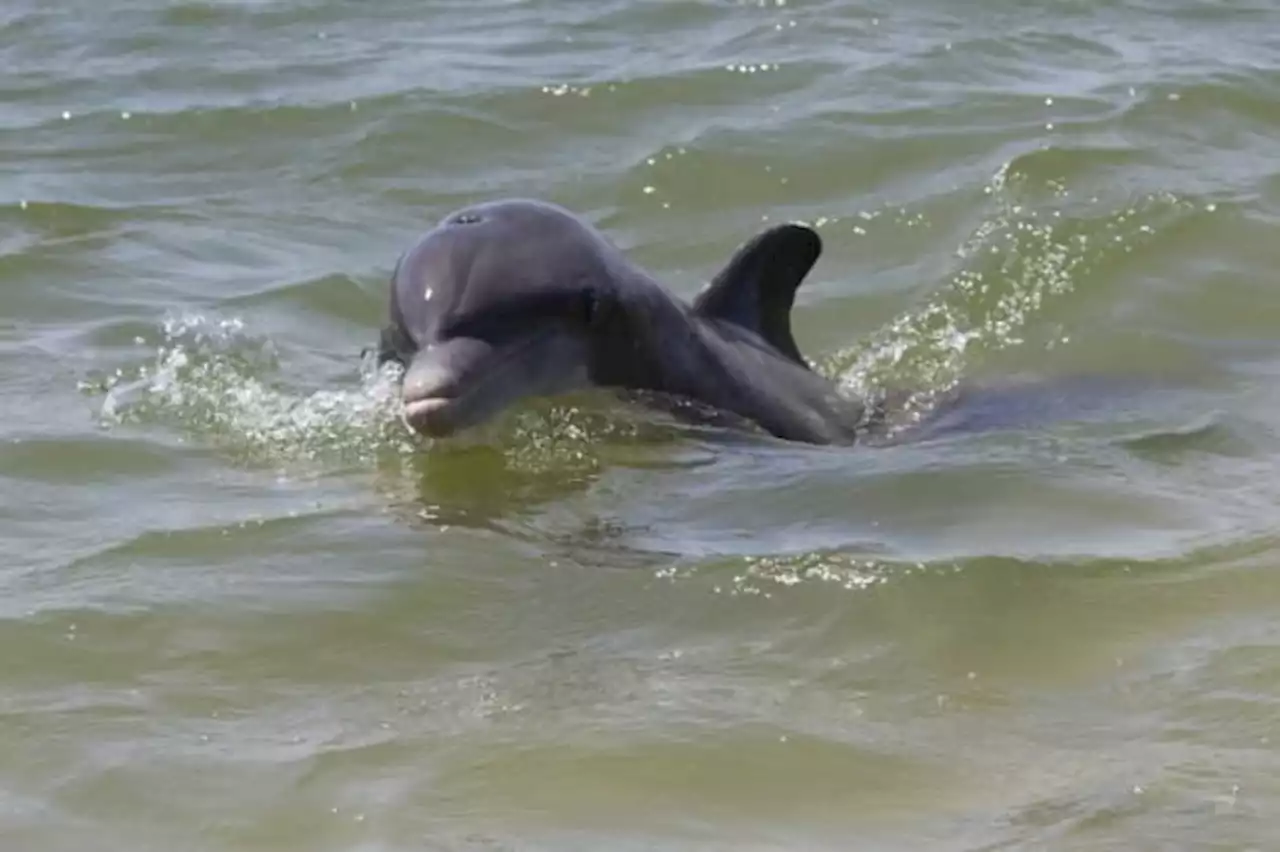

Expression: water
xmin=4 ymin=1 xmax=1280 ymax=848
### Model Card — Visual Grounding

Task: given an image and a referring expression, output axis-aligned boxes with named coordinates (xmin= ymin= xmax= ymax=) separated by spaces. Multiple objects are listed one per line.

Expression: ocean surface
xmin=4 ymin=1 xmax=1280 ymax=849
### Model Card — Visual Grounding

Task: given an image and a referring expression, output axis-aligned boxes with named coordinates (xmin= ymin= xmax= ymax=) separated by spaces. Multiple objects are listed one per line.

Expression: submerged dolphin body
xmin=375 ymin=198 xmax=873 ymax=445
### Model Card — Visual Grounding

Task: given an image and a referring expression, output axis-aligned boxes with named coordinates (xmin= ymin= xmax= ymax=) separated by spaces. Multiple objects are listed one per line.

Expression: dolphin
xmin=375 ymin=198 xmax=875 ymax=445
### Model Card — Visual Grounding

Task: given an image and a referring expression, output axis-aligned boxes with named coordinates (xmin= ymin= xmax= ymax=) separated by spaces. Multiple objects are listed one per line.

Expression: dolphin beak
xmin=399 ymin=338 xmax=491 ymax=438
xmin=401 ymin=395 xmax=456 ymax=436
xmin=397 ymin=330 xmax=592 ymax=440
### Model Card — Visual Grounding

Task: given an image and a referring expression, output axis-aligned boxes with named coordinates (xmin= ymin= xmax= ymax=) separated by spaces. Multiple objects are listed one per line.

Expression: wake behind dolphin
xmin=376 ymin=198 xmax=875 ymax=445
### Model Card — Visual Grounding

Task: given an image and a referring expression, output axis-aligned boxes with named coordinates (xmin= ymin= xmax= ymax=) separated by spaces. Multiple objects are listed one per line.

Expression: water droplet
xmin=423 ymin=287 xmax=433 ymax=301
xmin=61 ymin=110 xmax=71 ymax=120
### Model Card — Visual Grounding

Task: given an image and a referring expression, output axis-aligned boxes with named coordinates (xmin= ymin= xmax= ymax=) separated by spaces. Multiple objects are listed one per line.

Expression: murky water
xmin=4 ymin=1 xmax=1280 ymax=849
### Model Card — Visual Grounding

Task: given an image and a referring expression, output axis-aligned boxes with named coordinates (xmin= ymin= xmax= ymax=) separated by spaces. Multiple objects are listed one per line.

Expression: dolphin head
xmin=377 ymin=199 xmax=622 ymax=438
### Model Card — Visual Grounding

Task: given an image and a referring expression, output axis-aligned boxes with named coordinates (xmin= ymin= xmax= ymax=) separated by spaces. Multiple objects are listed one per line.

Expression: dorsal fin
xmin=691 ymin=223 xmax=821 ymax=366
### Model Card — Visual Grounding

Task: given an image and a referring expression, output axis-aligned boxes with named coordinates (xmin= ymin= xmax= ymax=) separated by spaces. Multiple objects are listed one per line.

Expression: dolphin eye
xmin=580 ymin=290 xmax=600 ymax=326
xmin=452 ymin=212 xmax=482 ymax=225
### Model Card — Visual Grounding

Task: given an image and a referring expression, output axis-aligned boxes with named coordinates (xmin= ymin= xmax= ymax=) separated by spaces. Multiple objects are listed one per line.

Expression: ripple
xmin=0 ymin=435 xmax=180 ymax=483
xmin=1115 ymin=412 xmax=1263 ymax=464
xmin=220 ymin=272 xmax=380 ymax=323
xmin=8 ymin=506 xmax=404 ymax=621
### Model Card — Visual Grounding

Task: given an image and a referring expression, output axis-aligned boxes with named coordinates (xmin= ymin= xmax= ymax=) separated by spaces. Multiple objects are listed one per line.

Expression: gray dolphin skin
xmin=375 ymin=198 xmax=872 ymax=445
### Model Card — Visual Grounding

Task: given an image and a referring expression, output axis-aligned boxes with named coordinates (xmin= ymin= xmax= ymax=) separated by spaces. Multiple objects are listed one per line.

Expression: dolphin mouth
xmin=402 ymin=395 xmax=463 ymax=437
xmin=396 ymin=330 xmax=591 ymax=440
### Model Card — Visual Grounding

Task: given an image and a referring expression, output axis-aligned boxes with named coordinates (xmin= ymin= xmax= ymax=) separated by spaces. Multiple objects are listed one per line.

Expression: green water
xmin=5 ymin=1 xmax=1280 ymax=849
